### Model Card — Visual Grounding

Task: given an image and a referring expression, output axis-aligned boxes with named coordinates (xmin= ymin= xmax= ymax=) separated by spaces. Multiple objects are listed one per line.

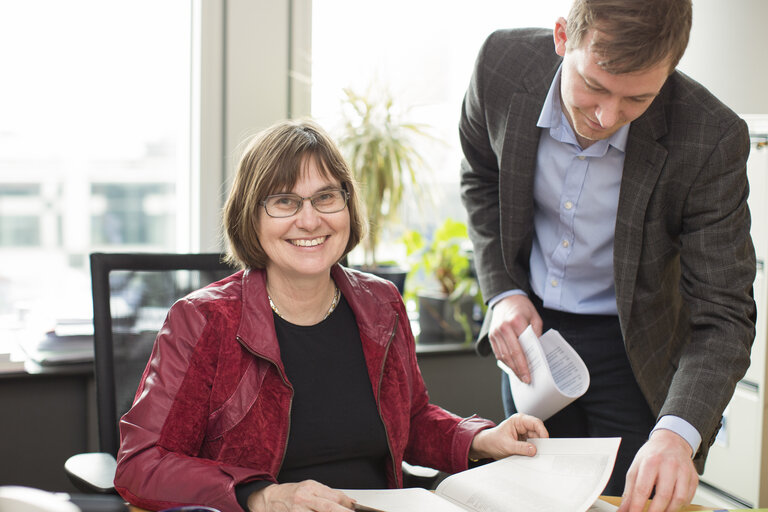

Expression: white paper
xmin=342 ymin=438 xmax=621 ymax=512
xmin=435 ymin=438 xmax=620 ymax=512
xmin=498 ymin=326 xmax=590 ymax=420
xmin=342 ymin=488 xmax=467 ymax=512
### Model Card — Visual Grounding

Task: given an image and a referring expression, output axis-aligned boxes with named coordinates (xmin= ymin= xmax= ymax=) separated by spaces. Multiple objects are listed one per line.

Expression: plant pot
xmin=417 ymin=293 xmax=478 ymax=343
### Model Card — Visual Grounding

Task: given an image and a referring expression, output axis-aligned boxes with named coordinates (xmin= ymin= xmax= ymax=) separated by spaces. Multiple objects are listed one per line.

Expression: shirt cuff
xmin=488 ymin=289 xmax=528 ymax=309
xmin=651 ymin=415 xmax=702 ymax=457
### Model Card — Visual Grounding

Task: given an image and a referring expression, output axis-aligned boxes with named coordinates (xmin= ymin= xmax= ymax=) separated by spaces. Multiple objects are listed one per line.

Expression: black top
xmin=235 ymin=295 xmax=389 ymax=510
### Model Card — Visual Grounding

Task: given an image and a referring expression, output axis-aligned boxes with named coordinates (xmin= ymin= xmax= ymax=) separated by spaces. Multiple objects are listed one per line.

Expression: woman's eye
xmin=274 ymin=196 xmax=297 ymax=206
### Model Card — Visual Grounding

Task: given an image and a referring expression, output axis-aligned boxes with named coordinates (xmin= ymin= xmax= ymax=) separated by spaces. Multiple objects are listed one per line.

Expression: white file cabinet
xmin=700 ymin=116 xmax=768 ymax=508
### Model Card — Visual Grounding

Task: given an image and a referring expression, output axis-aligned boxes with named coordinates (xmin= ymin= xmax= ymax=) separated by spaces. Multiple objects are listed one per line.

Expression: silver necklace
xmin=268 ymin=284 xmax=341 ymax=321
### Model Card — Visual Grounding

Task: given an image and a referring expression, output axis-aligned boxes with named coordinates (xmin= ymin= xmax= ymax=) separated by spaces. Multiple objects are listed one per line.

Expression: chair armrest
xmin=401 ymin=461 xmax=441 ymax=489
xmin=64 ymin=453 xmax=117 ymax=494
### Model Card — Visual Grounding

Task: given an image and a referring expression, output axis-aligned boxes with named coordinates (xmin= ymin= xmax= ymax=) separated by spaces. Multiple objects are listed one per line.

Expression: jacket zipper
xmin=375 ymin=313 xmax=399 ymax=487
xmin=236 ymin=335 xmax=294 ymax=476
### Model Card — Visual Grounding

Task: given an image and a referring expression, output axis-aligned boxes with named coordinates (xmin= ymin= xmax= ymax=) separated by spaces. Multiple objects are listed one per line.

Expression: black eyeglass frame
xmin=260 ymin=188 xmax=349 ymax=218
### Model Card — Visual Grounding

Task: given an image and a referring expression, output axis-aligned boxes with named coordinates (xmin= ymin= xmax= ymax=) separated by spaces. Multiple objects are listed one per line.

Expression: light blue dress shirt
xmin=490 ymin=67 xmax=701 ymax=456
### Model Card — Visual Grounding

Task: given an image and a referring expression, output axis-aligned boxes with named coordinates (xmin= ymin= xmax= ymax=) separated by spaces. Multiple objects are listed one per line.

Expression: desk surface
xmin=600 ymin=496 xmax=710 ymax=510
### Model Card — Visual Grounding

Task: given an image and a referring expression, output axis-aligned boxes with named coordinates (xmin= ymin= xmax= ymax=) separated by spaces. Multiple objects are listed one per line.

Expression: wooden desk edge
xmin=600 ymin=495 xmax=711 ymax=510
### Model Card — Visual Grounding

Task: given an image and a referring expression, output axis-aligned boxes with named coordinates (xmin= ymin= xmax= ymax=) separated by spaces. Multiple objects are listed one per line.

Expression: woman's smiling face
xmin=257 ymin=155 xmax=350 ymax=282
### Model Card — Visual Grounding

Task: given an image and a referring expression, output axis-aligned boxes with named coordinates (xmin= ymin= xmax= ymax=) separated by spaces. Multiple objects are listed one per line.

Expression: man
xmin=459 ymin=1 xmax=756 ymax=511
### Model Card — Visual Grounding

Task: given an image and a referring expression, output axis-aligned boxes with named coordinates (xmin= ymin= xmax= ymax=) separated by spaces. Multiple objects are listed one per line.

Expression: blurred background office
xmin=0 ymin=0 xmax=766 ymax=508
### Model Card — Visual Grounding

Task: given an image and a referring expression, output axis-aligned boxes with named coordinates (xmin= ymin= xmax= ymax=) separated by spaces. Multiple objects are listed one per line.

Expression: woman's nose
xmin=294 ymin=199 xmax=322 ymax=229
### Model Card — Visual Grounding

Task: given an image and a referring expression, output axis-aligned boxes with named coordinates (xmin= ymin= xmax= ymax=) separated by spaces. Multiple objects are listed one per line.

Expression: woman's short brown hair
xmin=565 ymin=0 xmax=692 ymax=74
xmin=223 ymin=119 xmax=367 ymax=269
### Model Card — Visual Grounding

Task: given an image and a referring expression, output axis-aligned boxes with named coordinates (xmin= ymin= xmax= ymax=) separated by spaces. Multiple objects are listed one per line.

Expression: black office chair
xmin=65 ymin=252 xmax=235 ymax=493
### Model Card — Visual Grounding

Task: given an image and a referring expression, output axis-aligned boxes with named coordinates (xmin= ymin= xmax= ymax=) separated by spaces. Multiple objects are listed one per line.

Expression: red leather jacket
xmin=114 ymin=265 xmax=494 ymax=511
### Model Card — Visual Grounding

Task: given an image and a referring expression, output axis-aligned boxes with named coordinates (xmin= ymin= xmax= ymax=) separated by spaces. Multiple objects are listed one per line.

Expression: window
xmin=311 ymin=0 xmax=572 ymax=263
xmin=0 ymin=1 xmax=192 ymax=325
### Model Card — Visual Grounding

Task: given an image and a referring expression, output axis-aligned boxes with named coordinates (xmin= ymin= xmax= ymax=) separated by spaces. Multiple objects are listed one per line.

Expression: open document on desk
xmin=344 ymin=437 xmax=621 ymax=512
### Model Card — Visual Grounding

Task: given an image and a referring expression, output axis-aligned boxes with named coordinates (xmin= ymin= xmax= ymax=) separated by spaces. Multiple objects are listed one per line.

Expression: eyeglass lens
xmin=264 ymin=189 xmax=347 ymax=217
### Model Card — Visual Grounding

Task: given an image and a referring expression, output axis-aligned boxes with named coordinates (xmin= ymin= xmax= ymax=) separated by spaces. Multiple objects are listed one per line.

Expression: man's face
xmin=554 ymin=20 xmax=670 ymax=148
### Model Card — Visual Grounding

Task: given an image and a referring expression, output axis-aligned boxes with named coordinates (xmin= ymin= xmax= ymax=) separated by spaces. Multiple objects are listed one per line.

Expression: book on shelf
xmin=344 ymin=437 xmax=621 ymax=512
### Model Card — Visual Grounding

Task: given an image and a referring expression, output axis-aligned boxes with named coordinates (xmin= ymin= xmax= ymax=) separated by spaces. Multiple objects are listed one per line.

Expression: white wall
xmin=678 ymin=0 xmax=768 ymax=116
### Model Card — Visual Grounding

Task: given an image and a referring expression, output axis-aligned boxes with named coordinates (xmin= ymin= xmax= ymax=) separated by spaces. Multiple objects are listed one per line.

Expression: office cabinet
xmin=0 ymin=365 xmax=97 ymax=492
xmin=700 ymin=116 xmax=768 ymax=508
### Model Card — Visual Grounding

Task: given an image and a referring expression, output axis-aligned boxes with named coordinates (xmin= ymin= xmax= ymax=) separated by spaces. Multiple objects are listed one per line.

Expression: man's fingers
xmin=510 ymin=346 xmax=531 ymax=384
xmin=623 ymin=463 xmax=658 ymax=512
xmin=493 ymin=324 xmax=530 ymax=383
xmin=649 ymin=458 xmax=698 ymax=512
xmin=530 ymin=313 xmax=544 ymax=337
xmin=646 ymin=466 xmax=674 ymax=512
xmin=490 ymin=330 xmax=521 ymax=376
xmin=685 ymin=472 xmax=699 ymax=506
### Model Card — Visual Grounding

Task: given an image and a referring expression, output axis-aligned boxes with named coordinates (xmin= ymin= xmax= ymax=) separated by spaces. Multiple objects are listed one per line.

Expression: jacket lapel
xmin=499 ymin=60 xmax=560 ymax=277
xmin=614 ymin=94 xmax=669 ymax=327
xmin=237 ymin=269 xmax=285 ymax=368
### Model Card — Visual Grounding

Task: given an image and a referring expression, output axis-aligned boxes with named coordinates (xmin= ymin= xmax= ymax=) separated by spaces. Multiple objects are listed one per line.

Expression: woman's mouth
xmin=289 ymin=236 xmax=328 ymax=247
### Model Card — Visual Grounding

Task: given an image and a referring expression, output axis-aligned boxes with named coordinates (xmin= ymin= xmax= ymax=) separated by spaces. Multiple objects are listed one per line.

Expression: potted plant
xmin=402 ymin=218 xmax=486 ymax=343
xmin=337 ymin=87 xmax=433 ymax=291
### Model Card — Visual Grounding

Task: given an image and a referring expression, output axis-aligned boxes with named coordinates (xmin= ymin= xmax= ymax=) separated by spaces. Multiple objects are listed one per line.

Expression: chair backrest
xmin=90 ymin=252 xmax=235 ymax=456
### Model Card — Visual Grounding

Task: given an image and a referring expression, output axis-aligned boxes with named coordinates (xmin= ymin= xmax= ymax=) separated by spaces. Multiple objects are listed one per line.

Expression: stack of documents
xmin=21 ymin=318 xmax=94 ymax=365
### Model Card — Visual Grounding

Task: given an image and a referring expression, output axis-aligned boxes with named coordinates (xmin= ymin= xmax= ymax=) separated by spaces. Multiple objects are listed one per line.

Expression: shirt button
xmin=564 ymin=201 xmax=573 ymax=210
xmin=562 ymin=240 xmax=570 ymax=248
xmin=551 ymin=279 xmax=559 ymax=287
xmin=578 ymin=155 xmax=586 ymax=160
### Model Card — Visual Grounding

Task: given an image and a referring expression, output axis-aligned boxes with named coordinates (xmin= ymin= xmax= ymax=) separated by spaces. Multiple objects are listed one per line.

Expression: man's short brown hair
xmin=223 ymin=119 xmax=367 ymax=269
xmin=565 ymin=0 xmax=692 ymax=74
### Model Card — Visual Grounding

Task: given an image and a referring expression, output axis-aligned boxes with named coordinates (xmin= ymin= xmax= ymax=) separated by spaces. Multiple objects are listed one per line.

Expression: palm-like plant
xmin=338 ymin=88 xmax=431 ymax=267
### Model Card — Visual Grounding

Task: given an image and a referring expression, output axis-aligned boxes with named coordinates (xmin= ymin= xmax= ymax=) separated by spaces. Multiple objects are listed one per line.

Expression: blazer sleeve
xmin=662 ymin=115 xmax=756 ymax=464
xmin=459 ymin=32 xmax=525 ymax=303
xmin=114 ymin=299 xmax=268 ymax=512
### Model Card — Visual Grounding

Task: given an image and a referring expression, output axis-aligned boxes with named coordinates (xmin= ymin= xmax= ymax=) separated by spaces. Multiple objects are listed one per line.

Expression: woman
xmin=114 ymin=119 xmax=548 ymax=512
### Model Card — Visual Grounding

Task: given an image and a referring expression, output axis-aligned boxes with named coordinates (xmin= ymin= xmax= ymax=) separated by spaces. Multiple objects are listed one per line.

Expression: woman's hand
xmin=248 ymin=480 xmax=356 ymax=511
xmin=468 ymin=413 xmax=548 ymax=461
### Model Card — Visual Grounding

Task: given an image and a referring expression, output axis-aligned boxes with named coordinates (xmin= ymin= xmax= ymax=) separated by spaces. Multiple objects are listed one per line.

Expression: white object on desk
xmin=0 ymin=486 xmax=78 ymax=512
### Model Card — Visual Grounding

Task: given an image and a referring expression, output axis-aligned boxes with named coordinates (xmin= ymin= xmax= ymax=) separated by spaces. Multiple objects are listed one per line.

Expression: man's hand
xmin=469 ymin=412 xmax=549 ymax=460
xmin=488 ymin=295 xmax=543 ymax=383
xmin=618 ymin=429 xmax=698 ymax=512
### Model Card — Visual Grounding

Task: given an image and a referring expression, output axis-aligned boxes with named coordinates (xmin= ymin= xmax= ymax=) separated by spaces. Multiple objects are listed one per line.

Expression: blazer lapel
xmin=614 ymin=97 xmax=669 ymax=326
xmin=499 ymin=59 xmax=559 ymax=276
xmin=499 ymin=92 xmax=543 ymax=246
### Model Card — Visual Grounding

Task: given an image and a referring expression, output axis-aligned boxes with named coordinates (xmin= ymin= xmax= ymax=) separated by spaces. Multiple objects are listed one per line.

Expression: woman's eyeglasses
xmin=261 ymin=188 xmax=349 ymax=218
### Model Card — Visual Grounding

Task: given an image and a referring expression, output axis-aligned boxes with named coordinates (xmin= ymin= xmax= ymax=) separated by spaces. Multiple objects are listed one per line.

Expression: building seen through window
xmin=0 ymin=1 xmax=190 ymax=331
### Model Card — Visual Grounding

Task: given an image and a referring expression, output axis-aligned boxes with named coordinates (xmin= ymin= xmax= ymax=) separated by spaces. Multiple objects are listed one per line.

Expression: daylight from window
xmin=0 ymin=1 xmax=191 ymax=333
xmin=311 ymin=0 xmax=572 ymax=263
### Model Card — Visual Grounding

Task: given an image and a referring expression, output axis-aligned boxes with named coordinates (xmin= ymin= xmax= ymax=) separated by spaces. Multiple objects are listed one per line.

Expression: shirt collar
xmin=536 ymin=65 xmax=629 ymax=154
